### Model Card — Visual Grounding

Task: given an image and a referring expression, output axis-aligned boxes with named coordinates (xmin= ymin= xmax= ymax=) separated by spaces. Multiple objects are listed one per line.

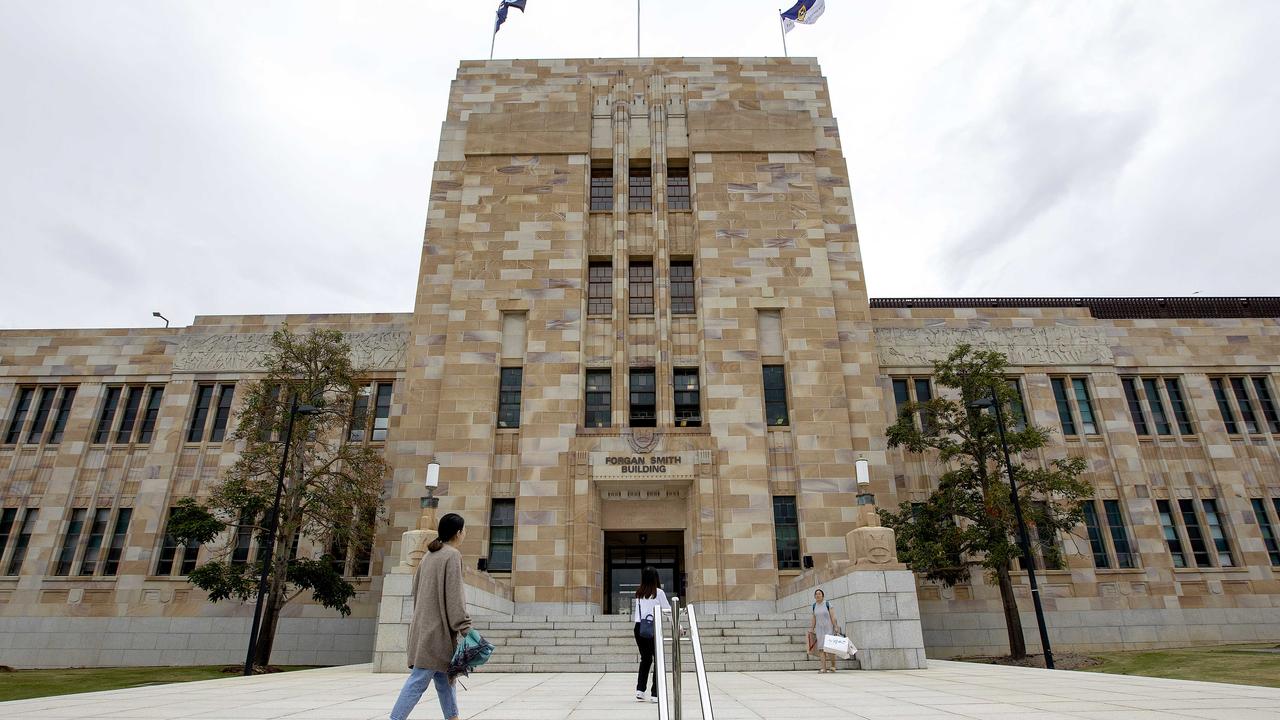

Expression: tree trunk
xmin=253 ymin=581 xmax=286 ymax=667
xmin=995 ymin=562 xmax=1027 ymax=659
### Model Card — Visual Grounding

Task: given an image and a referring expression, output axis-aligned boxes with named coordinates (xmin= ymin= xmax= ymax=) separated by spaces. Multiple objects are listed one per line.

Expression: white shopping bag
xmin=822 ymin=634 xmax=853 ymax=660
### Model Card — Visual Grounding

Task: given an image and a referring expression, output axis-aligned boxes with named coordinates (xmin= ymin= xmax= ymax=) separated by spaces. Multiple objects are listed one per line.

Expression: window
xmin=1082 ymin=502 xmax=1110 ymax=568
xmin=667 ymin=165 xmax=690 ymax=210
xmin=0 ymin=509 xmax=16 ymax=570
xmin=670 ymin=260 xmax=695 ymax=315
xmin=1156 ymin=500 xmax=1186 ymax=568
xmin=78 ymin=508 xmax=112 ymax=576
xmin=585 ymin=370 xmax=611 ymax=428
xmin=94 ymin=385 xmax=164 ymax=445
xmin=1019 ymin=501 xmax=1063 ymax=571
xmin=1201 ymin=499 xmax=1234 ymax=567
xmin=101 ymin=508 xmax=132 ymax=576
xmin=1251 ymin=499 xmax=1279 ymax=566
xmin=1212 ymin=376 xmax=1280 ymax=435
xmin=628 ymin=165 xmax=651 ymax=211
xmin=890 ymin=377 xmax=934 ymax=432
xmin=763 ymin=365 xmax=789 ymax=427
xmin=115 ymin=387 xmax=144 ymax=443
xmin=487 ymin=499 xmax=515 ymax=573
xmin=325 ymin=509 xmax=375 ymax=577
xmin=5 ymin=386 xmax=77 ymax=445
xmin=1007 ymin=378 xmax=1028 ymax=432
xmin=1051 ymin=377 xmax=1098 ymax=436
xmin=230 ymin=510 xmax=254 ymax=566
xmin=498 ymin=368 xmax=523 ymax=428
xmin=155 ymin=507 xmax=200 ymax=576
xmin=1103 ymin=500 xmax=1136 ymax=568
xmin=629 ymin=369 xmax=656 ymax=427
xmin=54 ymin=508 xmax=88 ymax=576
xmin=590 ymin=166 xmax=613 ymax=212
xmin=187 ymin=383 xmax=235 ymax=443
xmin=1121 ymin=379 xmax=1148 ymax=435
xmin=94 ymin=387 xmax=123 ymax=443
xmin=773 ymin=496 xmax=801 ymax=570
xmin=5 ymin=509 xmax=38 ymax=576
xmin=1178 ymin=499 xmax=1212 ymax=567
xmin=674 ymin=368 xmax=701 ymax=426
xmin=1123 ymin=376 xmax=1194 ymax=436
xmin=350 ymin=381 xmax=394 ymax=442
xmin=587 ymin=262 xmax=613 ymax=316
xmin=628 ymin=261 xmax=654 ymax=315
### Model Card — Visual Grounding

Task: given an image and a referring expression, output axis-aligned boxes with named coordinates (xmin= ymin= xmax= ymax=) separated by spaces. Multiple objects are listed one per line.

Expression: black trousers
xmin=633 ymin=622 xmax=657 ymax=694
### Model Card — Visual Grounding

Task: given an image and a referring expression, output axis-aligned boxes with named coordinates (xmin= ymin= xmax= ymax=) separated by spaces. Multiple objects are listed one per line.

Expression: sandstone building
xmin=1 ymin=58 xmax=1278 ymax=668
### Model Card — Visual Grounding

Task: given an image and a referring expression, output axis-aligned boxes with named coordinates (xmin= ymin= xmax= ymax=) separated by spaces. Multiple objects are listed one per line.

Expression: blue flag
xmin=495 ymin=0 xmax=527 ymax=33
xmin=781 ymin=0 xmax=825 ymax=33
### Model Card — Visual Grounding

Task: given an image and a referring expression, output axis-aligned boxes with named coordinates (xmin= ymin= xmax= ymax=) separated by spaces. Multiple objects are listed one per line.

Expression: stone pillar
xmin=372 ymin=524 xmax=437 ymax=672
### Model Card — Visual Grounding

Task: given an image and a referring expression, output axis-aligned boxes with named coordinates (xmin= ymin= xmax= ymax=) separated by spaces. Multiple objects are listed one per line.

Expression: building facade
xmin=1 ymin=58 xmax=1278 ymax=668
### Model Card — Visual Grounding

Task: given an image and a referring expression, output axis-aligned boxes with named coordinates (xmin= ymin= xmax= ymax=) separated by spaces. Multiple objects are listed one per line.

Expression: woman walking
xmin=808 ymin=588 xmax=842 ymax=673
xmin=390 ymin=513 xmax=472 ymax=720
xmin=632 ymin=566 xmax=671 ymax=703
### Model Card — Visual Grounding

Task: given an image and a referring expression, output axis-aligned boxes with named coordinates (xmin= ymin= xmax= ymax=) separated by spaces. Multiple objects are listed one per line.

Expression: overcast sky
xmin=2 ymin=1 xmax=1277 ymax=330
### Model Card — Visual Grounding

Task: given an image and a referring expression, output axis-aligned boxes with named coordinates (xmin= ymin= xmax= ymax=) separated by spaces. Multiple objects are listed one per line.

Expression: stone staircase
xmin=473 ymin=612 xmax=860 ymax=673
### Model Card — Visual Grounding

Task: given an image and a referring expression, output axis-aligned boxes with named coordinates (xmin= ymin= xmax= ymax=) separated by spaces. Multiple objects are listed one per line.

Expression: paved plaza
xmin=3 ymin=661 xmax=1280 ymax=719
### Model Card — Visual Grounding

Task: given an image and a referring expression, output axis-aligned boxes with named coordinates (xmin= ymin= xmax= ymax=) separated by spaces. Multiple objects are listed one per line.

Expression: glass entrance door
xmin=605 ymin=532 xmax=683 ymax=615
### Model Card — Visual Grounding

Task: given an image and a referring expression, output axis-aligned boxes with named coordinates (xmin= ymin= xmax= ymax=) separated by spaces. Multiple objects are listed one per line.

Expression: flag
xmin=781 ymin=0 xmax=825 ymax=33
xmin=495 ymin=0 xmax=527 ymax=34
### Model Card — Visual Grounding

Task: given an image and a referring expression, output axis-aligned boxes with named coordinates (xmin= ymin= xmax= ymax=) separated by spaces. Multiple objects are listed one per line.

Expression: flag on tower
xmin=495 ymin=0 xmax=527 ymax=34
xmin=780 ymin=0 xmax=825 ymax=33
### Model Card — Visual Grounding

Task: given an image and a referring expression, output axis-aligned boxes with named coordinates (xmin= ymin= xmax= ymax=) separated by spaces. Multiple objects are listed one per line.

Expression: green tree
xmin=879 ymin=345 xmax=1091 ymax=659
xmin=169 ymin=327 xmax=387 ymax=669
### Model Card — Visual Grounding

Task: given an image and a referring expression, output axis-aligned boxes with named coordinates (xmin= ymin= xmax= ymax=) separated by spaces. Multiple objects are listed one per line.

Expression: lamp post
xmin=855 ymin=456 xmax=873 ymax=506
xmin=151 ymin=311 xmax=170 ymax=328
xmin=969 ymin=386 xmax=1056 ymax=670
xmin=243 ymin=393 xmax=320 ymax=676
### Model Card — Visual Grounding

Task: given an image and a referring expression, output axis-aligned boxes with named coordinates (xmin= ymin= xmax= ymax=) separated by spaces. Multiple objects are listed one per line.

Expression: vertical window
xmin=1051 ymin=378 xmax=1076 ymax=436
xmin=187 ymin=384 xmax=215 ymax=442
xmin=914 ymin=378 xmax=934 ymax=433
xmin=487 ymin=499 xmax=515 ymax=573
xmin=95 ymin=385 xmax=162 ymax=444
xmin=1210 ymin=378 xmax=1238 ymax=434
xmin=1122 ymin=378 xmax=1148 ymax=435
xmin=350 ymin=385 xmax=371 ymax=442
xmin=674 ymin=368 xmax=701 ymax=426
xmin=1020 ymin=501 xmax=1063 ymax=570
xmin=1164 ymin=379 xmax=1195 ymax=435
xmin=25 ymin=387 xmax=57 ymax=444
xmin=1156 ymin=500 xmax=1186 ymax=568
xmin=209 ymin=384 xmax=235 ymax=442
xmin=585 ymin=370 xmax=611 ymax=428
xmin=629 ymin=369 xmax=656 ymax=427
xmin=628 ymin=166 xmax=652 ymax=211
xmin=0 ymin=508 xmax=16 ymax=571
xmin=1253 ymin=378 xmax=1280 ymax=433
xmin=156 ymin=507 xmax=200 ymax=577
xmin=1007 ymin=378 xmax=1028 ymax=432
xmin=1103 ymin=500 xmax=1137 ymax=569
xmin=670 ymin=260 xmax=695 ymax=315
xmin=1178 ymin=498 xmax=1211 ymax=567
xmin=115 ymin=387 xmax=144 ymax=443
xmin=1082 ymin=502 xmax=1110 ymax=568
xmin=1141 ymin=378 xmax=1171 ymax=435
xmin=1251 ymin=499 xmax=1279 ymax=566
xmin=4 ymin=388 xmax=35 ymax=445
xmin=230 ymin=510 xmax=254 ymax=566
xmin=371 ymin=382 xmax=393 ymax=441
xmin=628 ymin=261 xmax=654 ymax=315
xmin=101 ymin=508 xmax=132 ymax=576
xmin=1201 ymin=499 xmax=1234 ymax=567
xmin=590 ymin=166 xmax=613 ymax=212
xmin=772 ymin=496 xmax=800 ymax=570
xmin=890 ymin=377 xmax=934 ymax=431
xmin=498 ymin=368 xmax=523 ymax=429
xmin=1072 ymin=378 xmax=1098 ymax=435
xmin=891 ymin=379 xmax=910 ymax=419
xmin=55 ymin=508 xmax=87 ymax=576
xmin=94 ymin=387 xmax=123 ymax=444
xmin=587 ymin=261 xmax=613 ymax=316
xmin=48 ymin=388 xmax=76 ymax=444
xmin=763 ymin=365 xmax=789 ymax=427
xmin=78 ymin=508 xmax=111 ymax=576
xmin=5 ymin=509 xmax=38 ymax=576
xmin=1230 ymin=378 xmax=1259 ymax=433
xmin=138 ymin=387 xmax=164 ymax=443
xmin=667 ymin=165 xmax=691 ymax=210
xmin=350 ymin=509 xmax=374 ymax=577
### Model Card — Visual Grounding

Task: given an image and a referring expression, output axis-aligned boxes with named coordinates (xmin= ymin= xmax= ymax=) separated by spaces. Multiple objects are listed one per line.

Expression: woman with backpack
xmin=808 ymin=588 xmax=842 ymax=673
xmin=632 ymin=566 xmax=671 ymax=703
xmin=390 ymin=513 xmax=472 ymax=720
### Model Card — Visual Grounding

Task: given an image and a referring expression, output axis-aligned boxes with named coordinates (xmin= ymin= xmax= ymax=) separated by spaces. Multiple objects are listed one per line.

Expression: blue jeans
xmin=391 ymin=667 xmax=457 ymax=720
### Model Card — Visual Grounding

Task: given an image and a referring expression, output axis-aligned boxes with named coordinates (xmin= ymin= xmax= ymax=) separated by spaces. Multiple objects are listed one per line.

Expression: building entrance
xmin=604 ymin=531 xmax=684 ymax=615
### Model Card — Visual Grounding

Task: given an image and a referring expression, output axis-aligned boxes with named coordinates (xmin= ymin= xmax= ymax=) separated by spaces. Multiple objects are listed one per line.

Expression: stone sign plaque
xmin=589 ymin=451 xmax=700 ymax=482
xmin=875 ymin=326 xmax=1112 ymax=367
xmin=174 ymin=331 xmax=408 ymax=373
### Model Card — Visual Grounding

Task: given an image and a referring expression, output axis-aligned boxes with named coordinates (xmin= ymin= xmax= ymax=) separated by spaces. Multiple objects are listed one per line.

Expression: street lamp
xmin=243 ymin=393 xmax=320 ymax=676
xmin=423 ymin=462 xmax=441 ymax=509
xmin=855 ymin=456 xmax=874 ymax=506
xmin=151 ymin=311 xmax=170 ymax=328
xmin=969 ymin=386 xmax=1056 ymax=670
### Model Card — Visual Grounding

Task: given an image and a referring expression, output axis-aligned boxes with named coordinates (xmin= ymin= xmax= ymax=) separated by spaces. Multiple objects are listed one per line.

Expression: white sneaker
xmin=635 ymin=691 xmax=646 ymax=701
xmin=650 ymin=694 xmax=658 ymax=704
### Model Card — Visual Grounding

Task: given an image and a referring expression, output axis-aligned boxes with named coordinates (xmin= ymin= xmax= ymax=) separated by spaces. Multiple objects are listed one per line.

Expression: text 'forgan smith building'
xmin=2 ymin=58 xmax=1279 ymax=669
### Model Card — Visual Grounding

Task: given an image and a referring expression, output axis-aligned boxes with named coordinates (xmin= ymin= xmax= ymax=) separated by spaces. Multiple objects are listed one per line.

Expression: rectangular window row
xmin=0 ymin=507 xmax=39 ymax=576
xmin=96 ymin=385 xmax=165 ymax=445
xmin=1122 ymin=376 xmax=1194 ymax=436
xmin=4 ymin=385 xmax=78 ymax=446
xmin=1157 ymin=498 xmax=1234 ymax=569
xmin=589 ymin=164 xmax=690 ymax=213
xmin=349 ymin=381 xmax=394 ymax=442
xmin=53 ymin=506 xmax=132 ymax=577
xmin=1211 ymin=376 xmax=1280 ymax=435
xmin=590 ymin=259 xmax=695 ymax=317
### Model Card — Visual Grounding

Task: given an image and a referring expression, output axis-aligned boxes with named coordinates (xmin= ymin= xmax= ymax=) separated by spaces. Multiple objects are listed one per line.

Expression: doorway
xmin=604 ymin=530 xmax=684 ymax=615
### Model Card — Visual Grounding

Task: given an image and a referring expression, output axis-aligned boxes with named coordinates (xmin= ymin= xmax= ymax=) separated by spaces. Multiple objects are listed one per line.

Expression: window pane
xmin=1103 ymin=500 xmax=1136 ymax=569
xmin=1142 ymin=378 xmax=1171 ymax=435
xmin=209 ymin=384 xmax=235 ymax=442
xmin=1251 ymin=499 xmax=1279 ymax=566
xmin=498 ymin=368 xmax=523 ymax=428
xmin=102 ymin=508 xmax=132 ymax=576
xmin=26 ymin=387 xmax=57 ymax=444
xmin=1082 ymin=502 xmax=1110 ymax=568
xmin=674 ymin=368 xmax=701 ymax=426
xmin=1072 ymin=378 xmax=1098 ymax=434
xmin=670 ymin=260 xmax=695 ymax=315
xmin=1007 ymin=379 xmax=1028 ymax=432
xmin=1122 ymin=378 xmax=1148 ymax=435
xmin=1051 ymin=378 xmax=1076 ymax=435
xmin=6 ymin=509 xmax=39 ymax=576
xmin=891 ymin=379 xmax=909 ymax=419
xmin=0 ymin=508 xmax=16 ymax=566
xmin=629 ymin=369 xmax=656 ymax=427
xmin=628 ymin=166 xmax=652 ymax=211
xmin=1253 ymin=377 xmax=1280 ymax=434
xmin=79 ymin=508 xmax=112 ymax=576
xmin=914 ymin=379 xmax=934 ymax=433
xmin=187 ymin=385 xmax=214 ymax=442
xmin=590 ymin=167 xmax=613 ymax=212
xmin=179 ymin=535 xmax=200 ymax=575
xmin=667 ymin=166 xmax=691 ymax=210
xmin=5 ymin=388 xmax=35 ymax=445
xmin=351 ymin=509 xmax=374 ymax=576
xmin=1201 ymin=499 xmax=1233 ymax=567
xmin=587 ymin=262 xmax=613 ymax=316
xmin=1178 ymin=498 xmax=1210 ymax=567
xmin=628 ymin=262 xmax=654 ymax=315
xmin=49 ymin=387 xmax=77 ymax=444
xmin=371 ymin=382 xmax=393 ymax=441
xmin=55 ymin=508 xmax=87 ymax=576
xmin=231 ymin=510 xmax=254 ymax=566
xmin=1157 ymin=500 xmax=1186 ymax=568
xmin=488 ymin=499 xmax=516 ymax=572
xmin=116 ymin=387 xmax=144 ymax=443
xmin=94 ymin=387 xmax=122 ymax=444
xmin=763 ymin=365 xmax=789 ymax=427
xmin=156 ymin=508 xmax=181 ymax=576
xmin=1164 ymin=379 xmax=1194 ymax=435
xmin=1211 ymin=378 xmax=1238 ymax=434
xmin=350 ymin=385 xmax=371 ymax=442
xmin=585 ymin=369 xmax=611 ymax=428
xmin=773 ymin=496 xmax=800 ymax=569
xmin=1230 ymin=377 xmax=1258 ymax=433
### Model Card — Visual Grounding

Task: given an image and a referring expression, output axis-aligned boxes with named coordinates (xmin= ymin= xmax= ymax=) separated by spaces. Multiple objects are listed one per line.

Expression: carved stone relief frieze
xmin=174 ymin=331 xmax=408 ymax=373
xmin=875 ymin=326 xmax=1113 ymax=367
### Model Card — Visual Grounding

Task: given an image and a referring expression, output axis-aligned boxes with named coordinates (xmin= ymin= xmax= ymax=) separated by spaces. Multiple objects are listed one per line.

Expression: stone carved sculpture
xmin=846 ymin=502 xmax=903 ymax=567
xmin=875 ymin=326 xmax=1112 ymax=367
xmin=174 ymin=331 xmax=408 ymax=373
xmin=398 ymin=529 xmax=436 ymax=571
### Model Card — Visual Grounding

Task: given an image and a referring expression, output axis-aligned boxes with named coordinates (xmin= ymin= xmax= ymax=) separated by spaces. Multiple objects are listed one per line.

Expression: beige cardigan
xmin=406 ymin=543 xmax=472 ymax=671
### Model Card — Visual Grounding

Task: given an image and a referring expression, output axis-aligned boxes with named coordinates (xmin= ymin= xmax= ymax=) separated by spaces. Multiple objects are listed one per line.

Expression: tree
xmin=169 ymin=327 xmax=388 ymax=669
xmin=879 ymin=345 xmax=1092 ymax=659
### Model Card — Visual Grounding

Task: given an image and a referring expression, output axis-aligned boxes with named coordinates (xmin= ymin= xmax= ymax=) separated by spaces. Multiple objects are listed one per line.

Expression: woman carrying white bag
xmin=807 ymin=588 xmax=848 ymax=673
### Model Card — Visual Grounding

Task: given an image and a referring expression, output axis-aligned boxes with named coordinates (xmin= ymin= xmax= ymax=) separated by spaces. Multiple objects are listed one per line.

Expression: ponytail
xmin=429 ymin=513 xmax=465 ymax=553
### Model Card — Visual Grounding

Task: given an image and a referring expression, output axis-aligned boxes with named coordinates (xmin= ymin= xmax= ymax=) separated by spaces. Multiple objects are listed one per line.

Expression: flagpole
xmin=779 ymin=10 xmax=788 ymax=57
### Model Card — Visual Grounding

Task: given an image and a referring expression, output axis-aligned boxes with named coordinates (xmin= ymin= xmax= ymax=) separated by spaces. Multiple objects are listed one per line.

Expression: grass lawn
xmin=1080 ymin=643 xmax=1280 ymax=688
xmin=0 ymin=665 xmax=315 ymax=702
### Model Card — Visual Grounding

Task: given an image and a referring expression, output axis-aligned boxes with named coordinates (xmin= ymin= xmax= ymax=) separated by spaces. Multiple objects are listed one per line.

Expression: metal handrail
xmin=671 ymin=599 xmax=682 ymax=720
xmin=653 ymin=601 xmax=670 ymax=720
xmin=686 ymin=605 xmax=715 ymax=720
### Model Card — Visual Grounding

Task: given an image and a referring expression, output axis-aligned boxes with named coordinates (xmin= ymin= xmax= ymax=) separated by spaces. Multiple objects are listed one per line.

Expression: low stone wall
xmin=0 ymin=616 xmax=374 ymax=669
xmin=778 ymin=561 xmax=927 ymax=670
xmin=373 ymin=566 xmax=514 ymax=672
